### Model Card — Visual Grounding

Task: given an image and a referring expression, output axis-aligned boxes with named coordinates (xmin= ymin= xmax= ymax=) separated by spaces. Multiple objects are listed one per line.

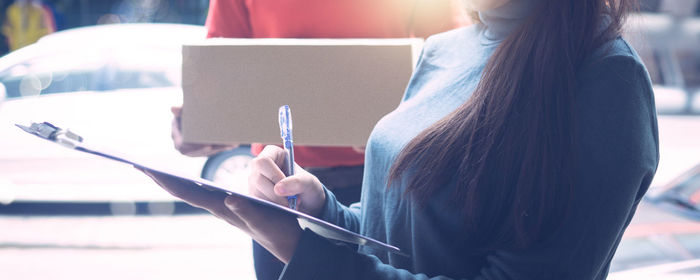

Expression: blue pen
xmin=279 ymin=105 xmax=297 ymax=210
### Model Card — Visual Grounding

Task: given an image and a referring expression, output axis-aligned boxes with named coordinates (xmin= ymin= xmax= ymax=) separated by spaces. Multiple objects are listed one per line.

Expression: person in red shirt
xmin=172 ymin=1 xmax=468 ymax=279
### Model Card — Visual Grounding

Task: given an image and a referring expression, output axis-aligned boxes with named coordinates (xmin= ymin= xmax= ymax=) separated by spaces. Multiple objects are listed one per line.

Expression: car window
xmin=677 ymin=50 xmax=700 ymax=89
xmin=676 ymin=234 xmax=700 ymax=258
xmin=106 ymin=69 xmax=173 ymax=90
xmin=0 ymin=51 xmax=104 ymax=98
xmin=0 ymin=47 xmax=181 ymax=99
xmin=1 ymin=70 xmax=100 ymax=98
xmin=105 ymin=47 xmax=181 ymax=89
xmin=612 ymin=237 xmax=680 ymax=272
xmin=672 ymin=172 xmax=700 ymax=206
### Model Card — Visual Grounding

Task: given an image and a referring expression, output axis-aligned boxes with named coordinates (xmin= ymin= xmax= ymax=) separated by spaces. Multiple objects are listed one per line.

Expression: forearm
xmin=317 ymin=187 xmax=361 ymax=232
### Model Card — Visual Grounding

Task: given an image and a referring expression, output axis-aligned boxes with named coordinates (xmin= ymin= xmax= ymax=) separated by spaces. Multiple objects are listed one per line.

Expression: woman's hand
xmin=139 ymin=168 xmax=301 ymax=263
xmin=171 ymin=106 xmax=237 ymax=157
xmin=137 ymin=145 xmax=326 ymax=263
xmin=248 ymin=145 xmax=327 ymax=217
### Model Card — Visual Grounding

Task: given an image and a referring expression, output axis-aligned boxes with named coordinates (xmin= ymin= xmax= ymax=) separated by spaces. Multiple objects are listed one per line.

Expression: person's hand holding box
xmin=171 ymin=106 xmax=238 ymax=157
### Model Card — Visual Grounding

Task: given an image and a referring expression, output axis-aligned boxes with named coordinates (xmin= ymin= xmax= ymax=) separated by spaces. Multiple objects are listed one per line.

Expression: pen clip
xmin=278 ymin=105 xmax=292 ymax=141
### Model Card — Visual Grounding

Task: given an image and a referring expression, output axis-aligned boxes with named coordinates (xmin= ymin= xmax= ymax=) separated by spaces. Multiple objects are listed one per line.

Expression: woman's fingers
xmin=224 ymin=195 xmax=294 ymax=235
xmin=140 ymin=168 xmax=260 ymax=232
xmin=141 ymin=169 xmax=215 ymax=202
xmin=223 ymin=195 xmax=301 ymax=264
xmin=248 ymin=145 xmax=288 ymax=202
xmin=139 ymin=168 xmax=230 ymax=214
xmin=274 ymin=173 xmax=326 ymax=216
xmin=273 ymin=175 xmax=308 ymax=197
xmin=247 ymin=161 xmax=288 ymax=204
xmin=224 ymin=195 xmax=258 ymax=226
xmin=247 ymin=145 xmax=326 ymax=216
xmin=139 ymin=166 xmax=302 ymax=263
xmin=251 ymin=146 xmax=288 ymax=182
xmin=140 ymin=163 xmax=302 ymax=264
xmin=250 ymin=179 xmax=289 ymax=206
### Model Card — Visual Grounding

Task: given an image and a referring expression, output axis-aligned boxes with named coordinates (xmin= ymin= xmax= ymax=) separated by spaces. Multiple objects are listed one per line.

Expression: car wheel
xmin=201 ymin=145 xmax=254 ymax=193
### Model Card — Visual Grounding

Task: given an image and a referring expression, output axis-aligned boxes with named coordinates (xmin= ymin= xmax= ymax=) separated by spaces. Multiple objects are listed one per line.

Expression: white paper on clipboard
xmin=15 ymin=121 xmax=408 ymax=257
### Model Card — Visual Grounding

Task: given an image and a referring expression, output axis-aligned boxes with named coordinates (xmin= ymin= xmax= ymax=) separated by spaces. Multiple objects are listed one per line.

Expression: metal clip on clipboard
xmin=16 ymin=122 xmax=84 ymax=149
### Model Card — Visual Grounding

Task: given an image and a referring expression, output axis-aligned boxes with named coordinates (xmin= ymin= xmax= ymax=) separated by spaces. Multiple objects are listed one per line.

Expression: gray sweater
xmin=280 ymin=2 xmax=659 ymax=279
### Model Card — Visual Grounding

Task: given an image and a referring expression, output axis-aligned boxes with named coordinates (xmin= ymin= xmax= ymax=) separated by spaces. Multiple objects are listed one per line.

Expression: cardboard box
xmin=181 ymin=38 xmax=423 ymax=146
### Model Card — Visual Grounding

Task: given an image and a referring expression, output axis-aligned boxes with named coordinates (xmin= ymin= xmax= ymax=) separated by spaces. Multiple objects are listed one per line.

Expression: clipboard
xmin=16 ymin=121 xmax=408 ymax=257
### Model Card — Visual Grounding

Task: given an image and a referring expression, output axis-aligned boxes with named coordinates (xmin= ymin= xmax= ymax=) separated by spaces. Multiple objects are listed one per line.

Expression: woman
xmin=145 ymin=0 xmax=658 ymax=278
xmin=170 ymin=1 xmax=466 ymax=279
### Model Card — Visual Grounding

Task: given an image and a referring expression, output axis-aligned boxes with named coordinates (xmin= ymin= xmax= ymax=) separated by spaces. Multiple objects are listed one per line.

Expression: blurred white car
xmin=610 ymin=163 xmax=700 ymax=279
xmin=0 ymin=24 xmax=208 ymax=211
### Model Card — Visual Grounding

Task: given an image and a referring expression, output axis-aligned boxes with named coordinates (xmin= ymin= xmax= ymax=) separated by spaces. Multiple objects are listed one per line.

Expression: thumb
xmin=273 ymin=173 xmax=319 ymax=197
xmin=274 ymin=177 xmax=302 ymax=197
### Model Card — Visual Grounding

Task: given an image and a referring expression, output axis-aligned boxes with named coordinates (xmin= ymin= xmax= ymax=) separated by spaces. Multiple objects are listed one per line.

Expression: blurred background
xmin=0 ymin=0 xmax=209 ymax=55
xmin=0 ymin=0 xmax=698 ymax=279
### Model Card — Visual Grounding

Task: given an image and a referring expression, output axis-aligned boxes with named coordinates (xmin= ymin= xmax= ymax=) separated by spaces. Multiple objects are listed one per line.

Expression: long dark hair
xmin=389 ymin=0 xmax=636 ymax=250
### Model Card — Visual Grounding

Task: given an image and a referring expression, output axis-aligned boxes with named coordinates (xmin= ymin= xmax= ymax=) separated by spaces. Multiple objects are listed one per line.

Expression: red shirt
xmin=205 ymin=0 xmax=468 ymax=167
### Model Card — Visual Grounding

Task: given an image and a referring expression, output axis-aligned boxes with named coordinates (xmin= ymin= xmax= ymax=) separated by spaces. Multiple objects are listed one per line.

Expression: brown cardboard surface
xmin=181 ymin=38 xmax=423 ymax=146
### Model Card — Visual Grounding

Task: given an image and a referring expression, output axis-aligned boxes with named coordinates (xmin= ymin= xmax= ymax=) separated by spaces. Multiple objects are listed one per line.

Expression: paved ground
xmin=0 ymin=214 xmax=256 ymax=280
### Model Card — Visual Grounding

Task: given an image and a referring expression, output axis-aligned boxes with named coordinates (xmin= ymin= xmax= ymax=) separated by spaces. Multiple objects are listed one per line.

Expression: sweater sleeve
xmin=204 ymin=0 xmax=252 ymax=38
xmin=279 ymin=53 xmax=658 ymax=280
xmin=317 ymin=187 xmax=361 ymax=233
